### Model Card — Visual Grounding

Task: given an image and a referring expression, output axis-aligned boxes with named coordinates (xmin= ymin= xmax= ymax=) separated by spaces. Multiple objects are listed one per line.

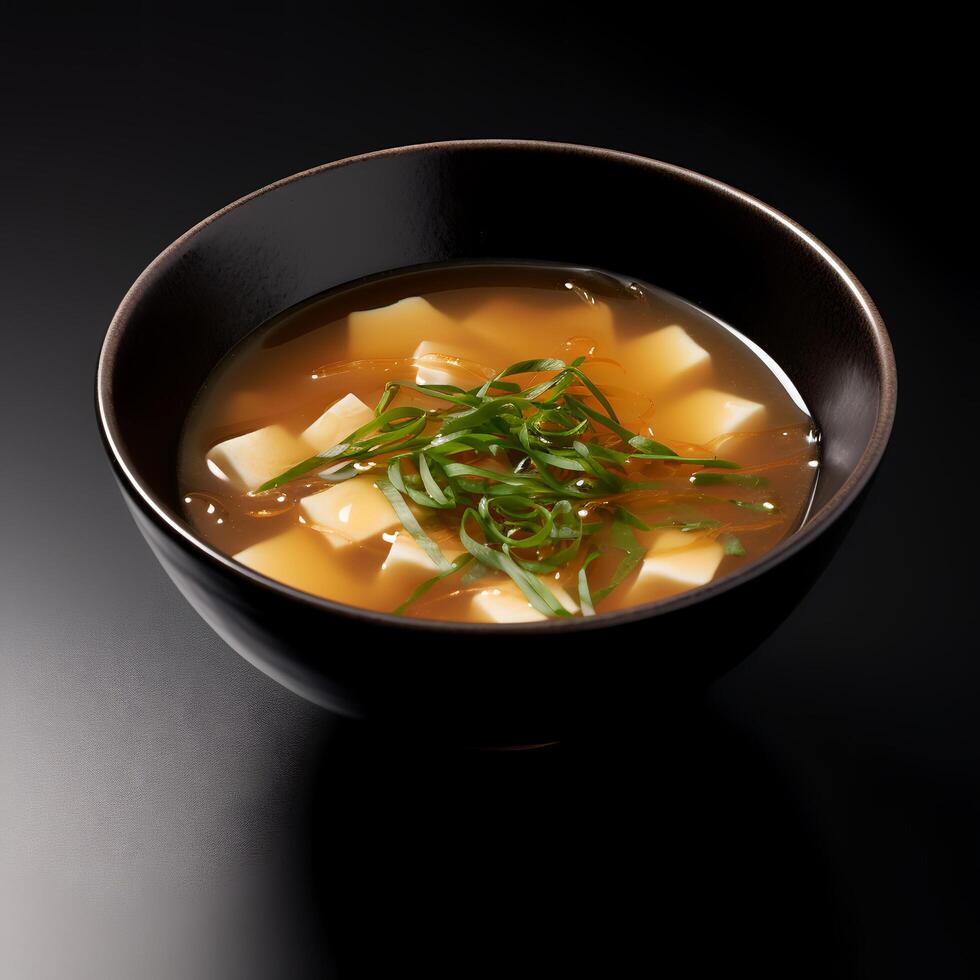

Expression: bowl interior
xmin=100 ymin=142 xmax=894 ymax=585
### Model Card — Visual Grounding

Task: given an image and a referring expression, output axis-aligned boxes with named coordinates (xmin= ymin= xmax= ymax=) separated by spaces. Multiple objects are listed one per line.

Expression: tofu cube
xmin=302 ymin=393 xmax=375 ymax=454
xmin=625 ymin=530 xmax=724 ymax=599
xmin=622 ymin=325 xmax=711 ymax=395
xmin=347 ymin=296 xmax=457 ymax=358
xmin=299 ymin=476 xmax=398 ymax=544
xmin=652 ymin=388 xmax=766 ymax=446
xmin=233 ymin=525 xmax=339 ymax=597
xmin=206 ymin=425 xmax=310 ymax=491
xmin=470 ymin=578 xmax=579 ymax=623
xmin=650 ymin=529 xmax=705 ymax=552
xmin=463 ymin=296 xmax=616 ymax=358
xmin=380 ymin=532 xmax=463 ymax=578
xmin=412 ymin=340 xmax=493 ymax=387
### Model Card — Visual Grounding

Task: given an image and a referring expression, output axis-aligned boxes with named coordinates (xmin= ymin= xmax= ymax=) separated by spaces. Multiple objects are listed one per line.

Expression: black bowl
xmin=96 ymin=140 xmax=896 ymax=745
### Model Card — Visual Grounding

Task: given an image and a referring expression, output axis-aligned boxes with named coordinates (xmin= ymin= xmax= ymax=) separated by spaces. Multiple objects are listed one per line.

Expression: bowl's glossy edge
xmin=95 ymin=139 xmax=897 ymax=635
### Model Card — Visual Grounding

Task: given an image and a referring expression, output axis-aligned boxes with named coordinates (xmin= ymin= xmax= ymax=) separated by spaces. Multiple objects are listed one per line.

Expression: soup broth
xmin=179 ymin=265 xmax=819 ymax=623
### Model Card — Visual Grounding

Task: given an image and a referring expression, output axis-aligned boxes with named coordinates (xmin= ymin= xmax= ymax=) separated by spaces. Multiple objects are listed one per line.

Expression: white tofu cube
xmin=206 ymin=425 xmax=310 ymax=491
xmin=347 ymin=296 xmax=457 ymax=358
xmin=625 ymin=530 xmax=724 ymax=599
xmin=302 ymin=393 xmax=375 ymax=453
xmin=622 ymin=325 xmax=711 ymax=394
xmin=470 ymin=578 xmax=578 ymax=623
xmin=299 ymin=476 xmax=398 ymax=544
xmin=471 ymin=585 xmax=546 ymax=623
xmin=412 ymin=340 xmax=493 ymax=387
xmin=380 ymin=532 xmax=463 ymax=578
xmin=463 ymin=296 xmax=616 ymax=358
xmin=652 ymin=388 xmax=767 ymax=446
xmin=233 ymin=525 xmax=338 ymax=597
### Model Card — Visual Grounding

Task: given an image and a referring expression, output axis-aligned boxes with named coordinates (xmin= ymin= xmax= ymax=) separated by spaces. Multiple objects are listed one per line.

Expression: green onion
xmin=593 ymin=520 xmax=648 ymax=602
xmin=720 ymin=532 xmax=747 ymax=556
xmin=393 ymin=553 xmax=473 ymax=615
xmin=256 ymin=354 xmax=746 ymax=616
xmin=458 ymin=509 xmax=571 ymax=617
xmin=375 ymin=477 xmax=453 ymax=572
xmin=675 ymin=519 xmax=722 ymax=532
xmin=577 ymin=550 xmax=601 ymax=616
xmin=615 ymin=507 xmax=652 ymax=531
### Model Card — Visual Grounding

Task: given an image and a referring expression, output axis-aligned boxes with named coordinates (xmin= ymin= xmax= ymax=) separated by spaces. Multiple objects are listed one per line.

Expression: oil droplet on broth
xmin=183 ymin=492 xmax=230 ymax=529
xmin=245 ymin=489 xmax=295 ymax=518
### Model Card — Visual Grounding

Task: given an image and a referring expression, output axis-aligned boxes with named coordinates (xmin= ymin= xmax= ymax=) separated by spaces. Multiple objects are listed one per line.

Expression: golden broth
xmin=179 ymin=265 xmax=818 ymax=623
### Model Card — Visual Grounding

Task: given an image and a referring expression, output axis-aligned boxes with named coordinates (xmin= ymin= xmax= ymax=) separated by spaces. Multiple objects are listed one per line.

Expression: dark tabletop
xmin=2 ymin=8 xmax=974 ymax=978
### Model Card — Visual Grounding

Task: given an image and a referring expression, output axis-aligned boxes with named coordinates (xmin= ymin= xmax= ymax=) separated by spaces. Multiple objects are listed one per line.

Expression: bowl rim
xmin=96 ymin=138 xmax=897 ymax=634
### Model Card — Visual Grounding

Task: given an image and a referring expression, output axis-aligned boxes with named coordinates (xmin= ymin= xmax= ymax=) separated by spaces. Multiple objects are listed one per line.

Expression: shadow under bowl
xmin=96 ymin=140 xmax=896 ymax=745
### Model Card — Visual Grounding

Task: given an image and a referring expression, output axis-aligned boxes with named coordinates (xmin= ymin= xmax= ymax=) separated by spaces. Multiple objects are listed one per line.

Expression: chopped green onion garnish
xmin=259 ymin=356 xmax=745 ymax=616
xmin=720 ymin=532 xmax=747 ymax=556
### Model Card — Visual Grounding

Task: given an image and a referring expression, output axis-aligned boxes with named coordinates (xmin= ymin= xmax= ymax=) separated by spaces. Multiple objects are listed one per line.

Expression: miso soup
xmin=178 ymin=264 xmax=819 ymax=623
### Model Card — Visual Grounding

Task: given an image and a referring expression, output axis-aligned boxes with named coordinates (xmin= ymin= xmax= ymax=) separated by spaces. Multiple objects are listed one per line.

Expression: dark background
xmin=2 ymin=6 xmax=975 ymax=978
